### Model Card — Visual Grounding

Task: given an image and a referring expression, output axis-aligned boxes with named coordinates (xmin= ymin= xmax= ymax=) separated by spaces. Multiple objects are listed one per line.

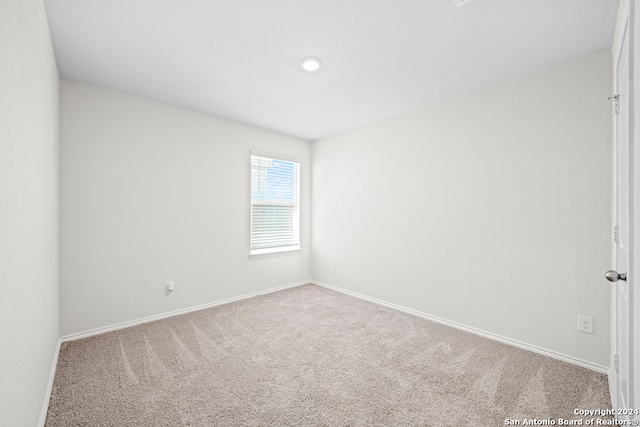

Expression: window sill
xmin=249 ymin=246 xmax=301 ymax=259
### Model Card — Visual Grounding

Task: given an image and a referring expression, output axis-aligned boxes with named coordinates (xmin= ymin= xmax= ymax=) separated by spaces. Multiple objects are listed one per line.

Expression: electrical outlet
xmin=578 ymin=315 xmax=593 ymax=334
xmin=330 ymin=263 xmax=336 ymax=273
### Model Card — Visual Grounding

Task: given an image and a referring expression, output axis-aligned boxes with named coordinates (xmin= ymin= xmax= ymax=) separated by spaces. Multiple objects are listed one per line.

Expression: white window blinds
xmin=250 ymin=152 xmax=300 ymax=253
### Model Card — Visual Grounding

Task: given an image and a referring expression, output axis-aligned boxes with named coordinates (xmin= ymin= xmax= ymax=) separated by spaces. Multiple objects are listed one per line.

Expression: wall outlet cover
xmin=578 ymin=315 xmax=593 ymax=334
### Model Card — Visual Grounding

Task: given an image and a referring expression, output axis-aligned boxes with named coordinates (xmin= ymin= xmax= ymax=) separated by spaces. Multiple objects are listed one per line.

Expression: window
xmin=250 ymin=152 xmax=300 ymax=257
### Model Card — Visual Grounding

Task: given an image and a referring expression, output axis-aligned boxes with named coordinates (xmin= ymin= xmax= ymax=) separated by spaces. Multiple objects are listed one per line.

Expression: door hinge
xmin=609 ymin=94 xmax=620 ymax=115
xmin=614 ymin=354 xmax=620 ymax=373
xmin=613 ymin=225 xmax=620 ymax=243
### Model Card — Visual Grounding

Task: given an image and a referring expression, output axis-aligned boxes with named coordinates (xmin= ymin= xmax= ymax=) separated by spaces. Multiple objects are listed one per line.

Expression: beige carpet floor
xmin=45 ymin=284 xmax=612 ymax=426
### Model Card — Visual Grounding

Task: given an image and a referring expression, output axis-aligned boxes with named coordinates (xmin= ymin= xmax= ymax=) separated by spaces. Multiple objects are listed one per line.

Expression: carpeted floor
xmin=45 ymin=284 xmax=612 ymax=426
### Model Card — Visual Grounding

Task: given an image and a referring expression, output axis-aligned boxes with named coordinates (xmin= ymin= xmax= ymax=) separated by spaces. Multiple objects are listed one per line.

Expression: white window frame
xmin=249 ymin=151 xmax=301 ymax=259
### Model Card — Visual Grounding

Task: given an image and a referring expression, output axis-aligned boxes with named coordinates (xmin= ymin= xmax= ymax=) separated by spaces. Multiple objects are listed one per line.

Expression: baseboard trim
xmin=311 ymin=280 xmax=609 ymax=374
xmin=61 ymin=280 xmax=311 ymax=342
xmin=38 ymin=338 xmax=61 ymax=427
xmin=58 ymin=278 xmax=608 ymax=373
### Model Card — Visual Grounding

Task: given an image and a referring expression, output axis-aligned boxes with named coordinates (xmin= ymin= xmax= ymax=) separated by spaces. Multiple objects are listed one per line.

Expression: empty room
xmin=2 ymin=0 xmax=639 ymax=425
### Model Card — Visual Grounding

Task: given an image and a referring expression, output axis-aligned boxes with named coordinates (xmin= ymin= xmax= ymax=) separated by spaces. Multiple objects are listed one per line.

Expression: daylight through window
xmin=250 ymin=152 xmax=300 ymax=256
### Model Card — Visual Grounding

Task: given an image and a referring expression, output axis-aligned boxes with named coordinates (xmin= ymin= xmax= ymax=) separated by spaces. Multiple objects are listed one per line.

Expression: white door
xmin=609 ymin=0 xmax=634 ymax=418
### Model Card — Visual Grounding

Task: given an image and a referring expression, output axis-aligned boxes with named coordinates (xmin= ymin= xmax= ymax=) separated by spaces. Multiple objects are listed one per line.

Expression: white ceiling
xmin=43 ymin=0 xmax=619 ymax=141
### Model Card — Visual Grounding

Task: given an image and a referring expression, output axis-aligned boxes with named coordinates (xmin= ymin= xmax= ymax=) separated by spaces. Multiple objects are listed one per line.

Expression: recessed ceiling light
xmin=301 ymin=57 xmax=322 ymax=72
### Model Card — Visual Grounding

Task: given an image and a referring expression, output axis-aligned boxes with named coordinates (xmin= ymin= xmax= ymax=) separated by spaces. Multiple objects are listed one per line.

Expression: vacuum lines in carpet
xmin=45 ymin=284 xmax=612 ymax=426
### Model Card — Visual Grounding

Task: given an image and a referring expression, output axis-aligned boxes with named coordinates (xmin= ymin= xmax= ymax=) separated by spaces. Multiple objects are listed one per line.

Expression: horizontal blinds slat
xmin=250 ymin=154 xmax=300 ymax=249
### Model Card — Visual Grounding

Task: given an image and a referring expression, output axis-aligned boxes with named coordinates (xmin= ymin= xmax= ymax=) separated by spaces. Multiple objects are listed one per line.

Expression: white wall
xmin=60 ymin=80 xmax=311 ymax=336
xmin=0 ymin=0 xmax=60 ymax=425
xmin=312 ymin=51 xmax=612 ymax=367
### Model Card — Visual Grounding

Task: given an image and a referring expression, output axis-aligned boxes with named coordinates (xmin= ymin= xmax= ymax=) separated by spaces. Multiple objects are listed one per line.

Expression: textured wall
xmin=0 ymin=0 xmax=60 ymax=425
xmin=311 ymin=51 xmax=612 ymax=367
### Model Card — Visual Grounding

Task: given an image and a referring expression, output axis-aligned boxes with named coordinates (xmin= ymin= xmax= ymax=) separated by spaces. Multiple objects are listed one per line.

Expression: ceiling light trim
xmin=301 ymin=57 xmax=322 ymax=72
xmin=452 ymin=0 xmax=475 ymax=7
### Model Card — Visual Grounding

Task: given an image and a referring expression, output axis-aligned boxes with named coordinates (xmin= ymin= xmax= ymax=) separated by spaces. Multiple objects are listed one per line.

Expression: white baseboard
xmin=55 ymin=278 xmax=607 ymax=387
xmin=312 ymin=280 xmax=609 ymax=374
xmin=61 ymin=280 xmax=311 ymax=342
xmin=38 ymin=338 xmax=61 ymax=427
xmin=42 ymin=278 xmax=607 ymax=424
